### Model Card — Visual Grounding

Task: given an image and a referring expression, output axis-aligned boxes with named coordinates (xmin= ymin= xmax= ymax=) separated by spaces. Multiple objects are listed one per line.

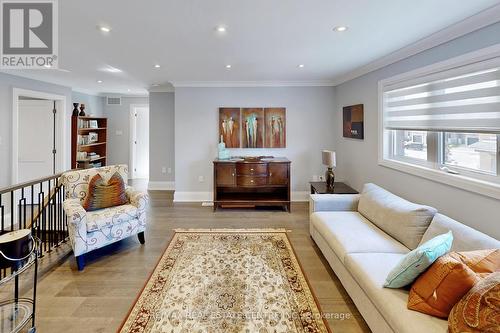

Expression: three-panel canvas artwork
xmin=219 ymin=107 xmax=286 ymax=148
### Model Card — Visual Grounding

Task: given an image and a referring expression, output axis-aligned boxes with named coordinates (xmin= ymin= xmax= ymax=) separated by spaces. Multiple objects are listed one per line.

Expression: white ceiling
xmin=2 ymin=0 xmax=499 ymax=95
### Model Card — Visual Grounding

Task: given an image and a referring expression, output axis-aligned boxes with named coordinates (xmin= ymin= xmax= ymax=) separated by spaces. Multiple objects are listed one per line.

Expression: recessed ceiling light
xmin=298 ymin=64 xmax=305 ymax=68
xmin=216 ymin=25 xmax=227 ymax=33
xmin=97 ymin=80 xmax=103 ymax=83
xmin=127 ymin=89 xmax=131 ymax=92
xmin=225 ymin=64 xmax=232 ymax=69
xmin=152 ymin=84 xmax=160 ymax=87
xmin=333 ymin=26 xmax=348 ymax=32
xmin=104 ymin=66 xmax=122 ymax=73
xmin=154 ymin=64 xmax=161 ymax=68
xmin=98 ymin=25 xmax=111 ymax=33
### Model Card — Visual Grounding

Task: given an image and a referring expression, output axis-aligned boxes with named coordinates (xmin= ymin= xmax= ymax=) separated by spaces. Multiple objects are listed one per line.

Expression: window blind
xmin=383 ymin=57 xmax=500 ymax=133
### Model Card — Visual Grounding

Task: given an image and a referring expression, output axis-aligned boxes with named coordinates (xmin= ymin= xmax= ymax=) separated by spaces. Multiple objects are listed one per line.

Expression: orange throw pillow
xmin=450 ymin=249 xmax=500 ymax=276
xmin=448 ymin=272 xmax=500 ymax=333
xmin=82 ymin=172 xmax=128 ymax=211
xmin=408 ymin=254 xmax=479 ymax=318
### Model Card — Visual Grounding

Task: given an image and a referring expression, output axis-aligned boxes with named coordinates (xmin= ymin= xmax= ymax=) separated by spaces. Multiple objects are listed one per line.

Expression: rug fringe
xmin=173 ymin=228 xmax=292 ymax=233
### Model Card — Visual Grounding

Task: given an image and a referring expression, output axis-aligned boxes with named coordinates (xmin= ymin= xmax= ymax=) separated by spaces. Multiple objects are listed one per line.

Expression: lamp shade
xmin=322 ymin=150 xmax=336 ymax=168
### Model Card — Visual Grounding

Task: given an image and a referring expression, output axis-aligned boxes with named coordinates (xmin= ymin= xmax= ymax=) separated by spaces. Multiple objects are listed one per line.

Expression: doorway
xmin=18 ymin=98 xmax=55 ymax=182
xmin=12 ymin=88 xmax=66 ymax=184
xmin=130 ymin=104 xmax=149 ymax=179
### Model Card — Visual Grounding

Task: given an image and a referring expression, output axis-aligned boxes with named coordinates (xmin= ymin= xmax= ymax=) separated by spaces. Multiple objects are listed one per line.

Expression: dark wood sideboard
xmin=213 ymin=157 xmax=291 ymax=212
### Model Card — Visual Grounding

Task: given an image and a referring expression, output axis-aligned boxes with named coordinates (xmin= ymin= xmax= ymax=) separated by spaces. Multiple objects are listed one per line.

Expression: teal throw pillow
xmin=384 ymin=231 xmax=453 ymax=288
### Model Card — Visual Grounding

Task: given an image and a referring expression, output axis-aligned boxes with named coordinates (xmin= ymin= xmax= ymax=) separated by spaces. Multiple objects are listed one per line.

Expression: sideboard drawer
xmin=237 ymin=176 xmax=267 ymax=186
xmin=236 ymin=163 xmax=267 ymax=175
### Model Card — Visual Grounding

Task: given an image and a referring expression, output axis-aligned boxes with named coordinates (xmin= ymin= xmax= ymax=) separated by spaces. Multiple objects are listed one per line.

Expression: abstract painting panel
xmin=264 ymin=108 xmax=286 ymax=148
xmin=241 ymin=108 xmax=265 ymax=148
xmin=343 ymin=104 xmax=364 ymax=139
xmin=219 ymin=108 xmax=240 ymax=148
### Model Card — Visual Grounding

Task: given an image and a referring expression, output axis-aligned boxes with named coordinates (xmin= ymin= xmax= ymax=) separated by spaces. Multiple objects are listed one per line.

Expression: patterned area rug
xmin=119 ymin=229 xmax=331 ymax=333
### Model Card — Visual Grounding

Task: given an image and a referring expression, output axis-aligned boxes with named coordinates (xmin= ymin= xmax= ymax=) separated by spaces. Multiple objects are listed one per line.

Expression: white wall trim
xmin=173 ymin=191 xmax=310 ymax=202
xmin=333 ymin=4 xmax=500 ymax=86
xmin=148 ymin=181 xmax=175 ymax=190
xmin=171 ymin=81 xmax=336 ymax=88
xmin=379 ymin=159 xmax=500 ymax=201
xmin=129 ymin=104 xmax=149 ymax=179
xmin=12 ymin=88 xmax=67 ymax=184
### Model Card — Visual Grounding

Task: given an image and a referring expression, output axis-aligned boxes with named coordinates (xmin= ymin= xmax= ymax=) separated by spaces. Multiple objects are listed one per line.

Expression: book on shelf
xmin=77 ymin=132 xmax=99 ymax=145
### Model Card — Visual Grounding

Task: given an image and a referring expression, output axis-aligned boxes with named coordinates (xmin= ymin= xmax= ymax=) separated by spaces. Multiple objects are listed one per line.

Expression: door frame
xmin=129 ymin=104 xmax=149 ymax=179
xmin=12 ymin=88 xmax=67 ymax=184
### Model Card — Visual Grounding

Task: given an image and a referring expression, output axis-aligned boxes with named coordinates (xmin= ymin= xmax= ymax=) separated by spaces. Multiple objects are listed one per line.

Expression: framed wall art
xmin=343 ymin=104 xmax=364 ymax=140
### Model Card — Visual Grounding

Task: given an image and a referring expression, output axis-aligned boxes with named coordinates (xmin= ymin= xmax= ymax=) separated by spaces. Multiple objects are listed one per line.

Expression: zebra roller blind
xmin=382 ymin=57 xmax=500 ymax=133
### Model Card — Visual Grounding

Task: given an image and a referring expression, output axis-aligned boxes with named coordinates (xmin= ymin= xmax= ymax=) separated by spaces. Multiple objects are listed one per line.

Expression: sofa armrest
xmin=125 ymin=188 xmax=149 ymax=210
xmin=63 ymin=198 xmax=87 ymax=226
xmin=63 ymin=198 xmax=88 ymax=256
xmin=125 ymin=187 xmax=149 ymax=226
xmin=309 ymin=194 xmax=360 ymax=214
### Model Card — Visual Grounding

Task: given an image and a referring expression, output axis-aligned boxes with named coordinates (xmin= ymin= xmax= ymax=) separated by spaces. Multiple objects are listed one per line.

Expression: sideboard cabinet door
xmin=216 ymin=164 xmax=236 ymax=186
xmin=268 ymin=163 xmax=289 ymax=185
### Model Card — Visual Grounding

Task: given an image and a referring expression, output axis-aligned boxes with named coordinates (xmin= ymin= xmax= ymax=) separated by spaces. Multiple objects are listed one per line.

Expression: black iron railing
xmin=0 ymin=173 xmax=68 ymax=278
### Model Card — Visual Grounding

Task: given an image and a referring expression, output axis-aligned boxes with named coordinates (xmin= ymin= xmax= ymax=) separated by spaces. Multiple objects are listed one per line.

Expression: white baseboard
xmin=174 ymin=191 xmax=212 ymax=202
xmin=148 ymin=181 xmax=175 ymax=191
xmin=173 ymin=191 xmax=310 ymax=203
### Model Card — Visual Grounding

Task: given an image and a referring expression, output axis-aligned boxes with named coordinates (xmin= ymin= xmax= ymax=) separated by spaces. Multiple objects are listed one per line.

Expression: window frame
xmin=378 ymin=44 xmax=500 ymax=200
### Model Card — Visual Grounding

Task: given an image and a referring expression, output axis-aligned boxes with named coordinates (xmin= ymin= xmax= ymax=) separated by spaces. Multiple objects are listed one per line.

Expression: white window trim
xmin=378 ymin=43 xmax=500 ymax=200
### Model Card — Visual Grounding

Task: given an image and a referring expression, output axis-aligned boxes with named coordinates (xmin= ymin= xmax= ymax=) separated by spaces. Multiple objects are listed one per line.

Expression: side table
xmin=310 ymin=182 xmax=358 ymax=194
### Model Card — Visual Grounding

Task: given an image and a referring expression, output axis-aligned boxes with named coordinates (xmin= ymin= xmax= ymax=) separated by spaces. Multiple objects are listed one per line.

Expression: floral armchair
xmin=61 ymin=165 xmax=148 ymax=270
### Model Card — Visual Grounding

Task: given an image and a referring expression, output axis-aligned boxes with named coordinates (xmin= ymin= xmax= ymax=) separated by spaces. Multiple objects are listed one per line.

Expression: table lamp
xmin=322 ymin=150 xmax=336 ymax=190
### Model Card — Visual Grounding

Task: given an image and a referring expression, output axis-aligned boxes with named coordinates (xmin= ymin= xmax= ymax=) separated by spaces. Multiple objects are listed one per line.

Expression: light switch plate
xmin=116 ymin=130 xmax=123 ymax=136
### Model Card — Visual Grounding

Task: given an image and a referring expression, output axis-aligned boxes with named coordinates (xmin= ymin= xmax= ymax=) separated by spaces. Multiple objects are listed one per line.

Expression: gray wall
xmin=72 ymin=91 xmax=105 ymax=117
xmin=103 ymin=96 xmax=149 ymax=166
xmin=0 ymin=72 xmax=73 ymax=187
xmin=334 ymin=22 xmax=500 ymax=239
xmin=149 ymin=92 xmax=175 ymax=183
xmin=174 ymin=86 xmax=336 ymax=198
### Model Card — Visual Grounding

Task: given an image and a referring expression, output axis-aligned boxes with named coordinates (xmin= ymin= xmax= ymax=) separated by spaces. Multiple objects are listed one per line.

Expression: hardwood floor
xmin=28 ymin=187 xmax=371 ymax=333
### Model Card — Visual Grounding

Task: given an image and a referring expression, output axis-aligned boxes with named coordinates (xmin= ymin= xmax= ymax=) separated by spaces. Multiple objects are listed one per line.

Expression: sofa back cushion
xmin=419 ymin=213 xmax=500 ymax=251
xmin=62 ymin=164 xmax=129 ymax=203
xmin=358 ymin=183 xmax=437 ymax=250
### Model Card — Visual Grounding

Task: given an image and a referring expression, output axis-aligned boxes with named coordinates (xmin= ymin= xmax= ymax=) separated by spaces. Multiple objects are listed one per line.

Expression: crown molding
xmin=331 ymin=3 xmax=500 ymax=86
xmin=171 ymin=80 xmax=336 ymax=88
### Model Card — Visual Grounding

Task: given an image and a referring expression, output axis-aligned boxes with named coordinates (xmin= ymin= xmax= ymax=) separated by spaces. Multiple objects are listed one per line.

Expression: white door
xmin=18 ymin=99 xmax=55 ymax=182
xmin=131 ymin=106 xmax=149 ymax=179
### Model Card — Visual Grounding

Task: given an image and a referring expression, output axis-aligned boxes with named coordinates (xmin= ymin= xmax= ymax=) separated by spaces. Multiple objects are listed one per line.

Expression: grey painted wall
xmin=149 ymin=92 xmax=175 ymax=183
xmin=334 ymin=22 xmax=500 ymax=239
xmin=174 ymin=86 xmax=336 ymax=197
xmin=0 ymin=72 xmax=73 ymax=187
xmin=103 ymin=96 xmax=149 ymax=167
xmin=72 ymin=91 xmax=105 ymax=117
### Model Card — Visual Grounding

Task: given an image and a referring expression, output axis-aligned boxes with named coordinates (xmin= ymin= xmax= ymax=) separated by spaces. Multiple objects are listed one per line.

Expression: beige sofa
xmin=309 ymin=183 xmax=500 ymax=333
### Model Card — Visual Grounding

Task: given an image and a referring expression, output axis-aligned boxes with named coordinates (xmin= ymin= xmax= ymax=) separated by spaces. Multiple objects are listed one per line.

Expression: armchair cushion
xmin=86 ymin=204 xmax=138 ymax=232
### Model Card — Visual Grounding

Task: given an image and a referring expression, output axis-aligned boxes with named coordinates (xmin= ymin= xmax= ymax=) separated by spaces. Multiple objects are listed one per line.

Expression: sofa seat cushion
xmin=310 ymin=211 xmax=409 ymax=263
xmin=358 ymin=183 xmax=437 ymax=250
xmin=86 ymin=204 xmax=138 ymax=232
xmin=345 ymin=253 xmax=448 ymax=333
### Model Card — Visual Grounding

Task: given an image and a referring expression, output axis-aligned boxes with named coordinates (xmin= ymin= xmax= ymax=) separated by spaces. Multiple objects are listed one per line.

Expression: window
xmin=379 ymin=47 xmax=500 ymax=199
xmin=444 ymin=133 xmax=497 ymax=174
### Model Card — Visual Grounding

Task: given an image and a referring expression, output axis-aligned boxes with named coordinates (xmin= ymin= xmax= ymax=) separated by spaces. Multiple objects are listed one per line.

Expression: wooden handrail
xmin=0 ymin=171 xmax=67 ymax=195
